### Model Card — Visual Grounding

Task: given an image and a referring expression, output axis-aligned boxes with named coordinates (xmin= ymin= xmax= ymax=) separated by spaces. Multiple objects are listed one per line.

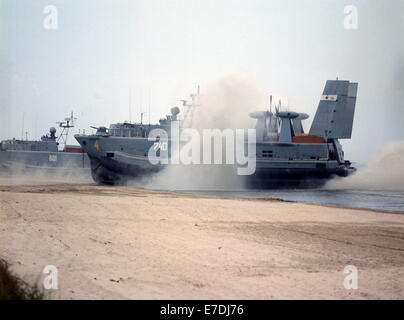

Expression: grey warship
xmin=75 ymin=79 xmax=358 ymax=187
xmin=0 ymin=113 xmax=91 ymax=173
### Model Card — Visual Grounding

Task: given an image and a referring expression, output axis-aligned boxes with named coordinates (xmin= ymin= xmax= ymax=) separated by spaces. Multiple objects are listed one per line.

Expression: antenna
xmin=269 ymin=95 xmax=273 ymax=113
xmin=148 ymin=89 xmax=151 ymax=125
xmin=275 ymin=99 xmax=281 ymax=114
xmin=21 ymin=112 xmax=25 ymax=140
xmin=56 ymin=111 xmax=76 ymax=150
xmin=129 ymin=88 xmax=132 ymax=123
xmin=276 ymin=100 xmax=282 ymax=128
xmin=180 ymin=85 xmax=200 ymax=128
xmin=139 ymin=88 xmax=143 ymax=124
xmin=34 ymin=113 xmax=38 ymax=140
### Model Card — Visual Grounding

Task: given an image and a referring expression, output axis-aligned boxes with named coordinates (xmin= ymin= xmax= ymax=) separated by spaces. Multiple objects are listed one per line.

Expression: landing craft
xmin=249 ymin=79 xmax=358 ymax=187
xmin=0 ymin=113 xmax=91 ymax=174
xmin=75 ymin=79 xmax=358 ymax=187
xmin=75 ymin=96 xmax=198 ymax=185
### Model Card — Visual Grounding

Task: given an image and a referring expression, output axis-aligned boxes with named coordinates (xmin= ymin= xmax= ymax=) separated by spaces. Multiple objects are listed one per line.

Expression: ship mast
xmin=181 ymin=85 xmax=200 ymax=128
xmin=56 ymin=112 xmax=76 ymax=150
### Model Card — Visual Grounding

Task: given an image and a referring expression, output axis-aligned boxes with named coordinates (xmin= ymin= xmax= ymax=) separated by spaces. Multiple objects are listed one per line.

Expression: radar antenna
xmin=181 ymin=86 xmax=200 ymax=128
xmin=275 ymin=100 xmax=282 ymax=128
xmin=56 ymin=111 xmax=76 ymax=150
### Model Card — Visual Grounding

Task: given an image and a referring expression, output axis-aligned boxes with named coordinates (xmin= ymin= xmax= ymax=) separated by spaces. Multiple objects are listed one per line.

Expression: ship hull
xmin=247 ymin=164 xmax=355 ymax=188
xmin=87 ymin=154 xmax=355 ymax=188
xmin=88 ymin=155 xmax=163 ymax=185
xmin=75 ymin=134 xmax=355 ymax=188
xmin=0 ymin=150 xmax=91 ymax=174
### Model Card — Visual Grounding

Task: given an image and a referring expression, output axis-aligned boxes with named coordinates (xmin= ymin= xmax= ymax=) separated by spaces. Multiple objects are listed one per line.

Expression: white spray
xmin=325 ymin=141 xmax=404 ymax=191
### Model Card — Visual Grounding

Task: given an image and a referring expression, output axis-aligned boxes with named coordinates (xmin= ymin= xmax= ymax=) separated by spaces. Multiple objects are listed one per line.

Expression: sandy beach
xmin=0 ymin=176 xmax=403 ymax=299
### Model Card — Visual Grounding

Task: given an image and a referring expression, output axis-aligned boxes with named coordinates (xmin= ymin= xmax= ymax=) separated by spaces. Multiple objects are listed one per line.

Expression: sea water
xmin=182 ymin=189 xmax=404 ymax=212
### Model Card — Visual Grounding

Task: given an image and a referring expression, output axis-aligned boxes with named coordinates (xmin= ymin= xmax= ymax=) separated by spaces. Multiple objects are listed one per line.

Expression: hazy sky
xmin=1 ymin=0 xmax=403 ymax=164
